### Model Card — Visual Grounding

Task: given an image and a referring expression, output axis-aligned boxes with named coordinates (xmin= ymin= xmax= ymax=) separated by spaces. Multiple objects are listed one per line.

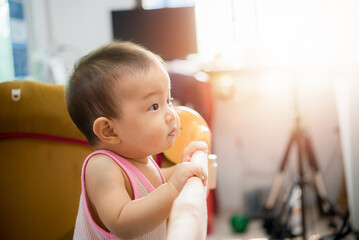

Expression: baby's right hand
xmin=168 ymin=162 xmax=207 ymax=192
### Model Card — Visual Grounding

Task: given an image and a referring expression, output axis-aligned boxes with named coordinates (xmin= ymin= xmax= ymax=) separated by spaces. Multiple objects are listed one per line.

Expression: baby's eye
xmin=149 ymin=103 xmax=159 ymax=111
xmin=167 ymin=97 xmax=174 ymax=105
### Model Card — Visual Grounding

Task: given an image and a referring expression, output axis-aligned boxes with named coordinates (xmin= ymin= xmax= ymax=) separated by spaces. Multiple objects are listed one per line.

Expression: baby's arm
xmin=85 ymin=154 xmax=206 ymax=239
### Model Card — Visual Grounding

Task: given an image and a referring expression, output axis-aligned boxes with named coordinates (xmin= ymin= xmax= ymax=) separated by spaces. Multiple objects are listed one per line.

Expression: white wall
xmin=25 ymin=0 xmax=135 ymax=83
xmin=47 ymin=0 xmax=134 ymax=55
xmin=28 ymin=0 xmax=135 ymax=53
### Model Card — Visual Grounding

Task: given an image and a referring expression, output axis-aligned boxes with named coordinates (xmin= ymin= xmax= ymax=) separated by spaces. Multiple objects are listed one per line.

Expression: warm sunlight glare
xmin=195 ymin=0 xmax=236 ymax=61
xmin=195 ymin=0 xmax=359 ymax=71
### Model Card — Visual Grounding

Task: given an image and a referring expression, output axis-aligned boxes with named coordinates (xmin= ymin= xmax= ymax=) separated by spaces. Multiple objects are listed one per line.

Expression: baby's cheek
xmin=146 ymin=126 xmax=166 ymax=146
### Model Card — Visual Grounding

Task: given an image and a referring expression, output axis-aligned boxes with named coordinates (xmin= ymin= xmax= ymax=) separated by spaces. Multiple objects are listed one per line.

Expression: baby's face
xmin=112 ymin=65 xmax=180 ymax=160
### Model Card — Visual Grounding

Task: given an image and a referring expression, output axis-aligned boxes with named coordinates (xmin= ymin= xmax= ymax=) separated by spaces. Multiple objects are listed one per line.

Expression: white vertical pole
xmin=167 ymin=150 xmax=208 ymax=240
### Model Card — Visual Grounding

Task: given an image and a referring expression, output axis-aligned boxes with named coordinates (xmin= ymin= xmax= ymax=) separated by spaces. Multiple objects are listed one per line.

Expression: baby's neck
xmin=128 ymin=157 xmax=149 ymax=165
xmin=99 ymin=145 xmax=150 ymax=164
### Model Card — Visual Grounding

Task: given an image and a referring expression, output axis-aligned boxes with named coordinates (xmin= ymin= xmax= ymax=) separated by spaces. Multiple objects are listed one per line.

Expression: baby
xmin=66 ymin=41 xmax=208 ymax=239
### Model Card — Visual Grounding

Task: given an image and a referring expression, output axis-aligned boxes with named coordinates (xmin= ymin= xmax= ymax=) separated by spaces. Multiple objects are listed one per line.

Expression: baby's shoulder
xmin=86 ymin=153 xmax=125 ymax=179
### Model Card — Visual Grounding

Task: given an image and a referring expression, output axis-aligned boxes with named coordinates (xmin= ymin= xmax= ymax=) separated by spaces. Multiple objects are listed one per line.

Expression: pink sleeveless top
xmin=73 ymin=150 xmax=167 ymax=240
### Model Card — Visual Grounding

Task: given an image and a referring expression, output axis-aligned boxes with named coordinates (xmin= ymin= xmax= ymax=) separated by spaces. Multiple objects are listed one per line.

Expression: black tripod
xmin=262 ymin=112 xmax=337 ymax=240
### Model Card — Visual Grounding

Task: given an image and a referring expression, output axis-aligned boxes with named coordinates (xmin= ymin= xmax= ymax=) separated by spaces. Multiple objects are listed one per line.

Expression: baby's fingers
xmin=201 ymin=168 xmax=208 ymax=186
xmin=191 ymin=164 xmax=207 ymax=186
xmin=182 ymin=141 xmax=209 ymax=162
xmin=186 ymin=141 xmax=209 ymax=154
xmin=183 ymin=156 xmax=191 ymax=162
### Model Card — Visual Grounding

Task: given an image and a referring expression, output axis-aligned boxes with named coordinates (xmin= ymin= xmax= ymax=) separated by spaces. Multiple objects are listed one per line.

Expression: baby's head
xmin=66 ymin=41 xmax=179 ymax=158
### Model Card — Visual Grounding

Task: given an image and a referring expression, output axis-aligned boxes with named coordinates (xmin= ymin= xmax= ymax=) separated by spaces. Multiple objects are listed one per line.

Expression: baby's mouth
xmin=168 ymin=128 xmax=177 ymax=137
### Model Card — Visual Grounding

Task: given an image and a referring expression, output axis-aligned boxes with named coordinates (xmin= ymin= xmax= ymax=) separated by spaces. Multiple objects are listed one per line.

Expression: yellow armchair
xmin=0 ymin=81 xmax=93 ymax=239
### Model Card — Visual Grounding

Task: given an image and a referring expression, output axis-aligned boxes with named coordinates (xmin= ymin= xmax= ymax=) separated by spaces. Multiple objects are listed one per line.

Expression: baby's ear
xmin=93 ymin=117 xmax=121 ymax=144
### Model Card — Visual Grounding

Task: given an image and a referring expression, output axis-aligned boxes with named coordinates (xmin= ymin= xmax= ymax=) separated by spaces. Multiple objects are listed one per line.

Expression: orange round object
xmin=164 ymin=106 xmax=211 ymax=164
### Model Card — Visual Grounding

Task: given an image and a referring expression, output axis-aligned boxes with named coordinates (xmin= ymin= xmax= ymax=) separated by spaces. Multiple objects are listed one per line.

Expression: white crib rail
xmin=167 ymin=150 xmax=209 ymax=240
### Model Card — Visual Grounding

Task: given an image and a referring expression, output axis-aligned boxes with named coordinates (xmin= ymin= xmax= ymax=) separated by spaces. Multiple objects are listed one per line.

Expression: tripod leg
xmin=305 ymin=135 xmax=334 ymax=216
xmin=297 ymin=132 xmax=307 ymax=240
xmin=264 ymin=132 xmax=296 ymax=213
xmin=263 ymin=132 xmax=298 ymax=239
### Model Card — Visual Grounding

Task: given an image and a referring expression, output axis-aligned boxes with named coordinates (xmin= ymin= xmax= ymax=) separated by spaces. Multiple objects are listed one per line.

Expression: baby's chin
xmin=169 ymin=135 xmax=178 ymax=146
xmin=160 ymin=138 xmax=177 ymax=153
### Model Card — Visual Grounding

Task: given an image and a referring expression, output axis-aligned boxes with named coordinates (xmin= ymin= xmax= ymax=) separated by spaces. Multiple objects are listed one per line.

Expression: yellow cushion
xmin=0 ymin=81 xmax=86 ymax=140
xmin=0 ymin=81 xmax=93 ymax=239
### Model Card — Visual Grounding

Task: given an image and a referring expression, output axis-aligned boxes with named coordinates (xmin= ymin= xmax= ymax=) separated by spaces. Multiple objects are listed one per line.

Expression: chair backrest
xmin=0 ymin=81 xmax=93 ymax=239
